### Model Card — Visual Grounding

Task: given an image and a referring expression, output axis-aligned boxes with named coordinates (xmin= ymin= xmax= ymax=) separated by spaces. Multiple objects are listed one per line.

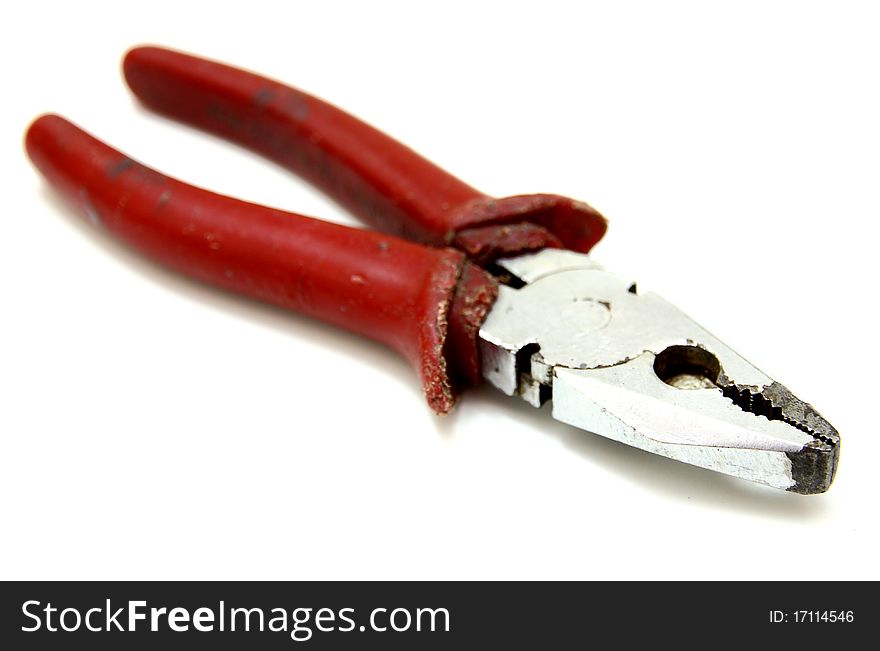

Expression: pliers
xmin=25 ymin=46 xmax=840 ymax=494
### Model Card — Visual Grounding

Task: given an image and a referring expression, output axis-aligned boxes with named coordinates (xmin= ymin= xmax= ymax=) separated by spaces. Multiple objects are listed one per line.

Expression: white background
xmin=2 ymin=1 xmax=877 ymax=580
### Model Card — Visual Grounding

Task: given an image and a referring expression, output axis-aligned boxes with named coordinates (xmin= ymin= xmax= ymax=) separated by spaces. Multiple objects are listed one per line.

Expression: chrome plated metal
xmin=479 ymin=249 xmax=839 ymax=494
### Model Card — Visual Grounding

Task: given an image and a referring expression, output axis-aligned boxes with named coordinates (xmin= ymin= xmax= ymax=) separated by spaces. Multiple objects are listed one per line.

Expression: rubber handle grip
xmin=25 ymin=115 xmax=497 ymax=412
xmin=122 ymin=46 xmax=607 ymax=261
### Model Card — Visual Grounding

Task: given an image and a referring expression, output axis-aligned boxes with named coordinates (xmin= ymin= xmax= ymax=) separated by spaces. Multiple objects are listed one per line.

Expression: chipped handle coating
xmin=122 ymin=46 xmax=607 ymax=261
xmin=25 ymin=115 xmax=497 ymax=413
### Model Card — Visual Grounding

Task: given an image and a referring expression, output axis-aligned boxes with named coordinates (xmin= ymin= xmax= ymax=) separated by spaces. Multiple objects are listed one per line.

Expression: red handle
xmin=25 ymin=115 xmax=497 ymax=413
xmin=123 ymin=46 xmax=607 ymax=262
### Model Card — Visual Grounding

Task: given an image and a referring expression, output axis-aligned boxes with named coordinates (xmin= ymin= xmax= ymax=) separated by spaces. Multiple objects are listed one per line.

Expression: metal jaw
xmin=479 ymin=249 xmax=839 ymax=494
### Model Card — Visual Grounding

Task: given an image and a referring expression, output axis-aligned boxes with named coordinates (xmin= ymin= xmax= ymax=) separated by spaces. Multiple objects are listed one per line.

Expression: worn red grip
xmin=123 ymin=46 xmax=607 ymax=262
xmin=26 ymin=115 xmax=497 ymax=413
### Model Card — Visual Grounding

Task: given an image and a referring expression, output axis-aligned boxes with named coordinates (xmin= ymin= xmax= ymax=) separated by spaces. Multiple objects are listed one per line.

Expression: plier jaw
xmin=479 ymin=249 xmax=839 ymax=493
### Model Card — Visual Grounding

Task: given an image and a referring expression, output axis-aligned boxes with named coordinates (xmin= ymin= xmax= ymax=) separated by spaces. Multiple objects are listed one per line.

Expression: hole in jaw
xmin=653 ymin=345 xmax=720 ymax=390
